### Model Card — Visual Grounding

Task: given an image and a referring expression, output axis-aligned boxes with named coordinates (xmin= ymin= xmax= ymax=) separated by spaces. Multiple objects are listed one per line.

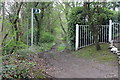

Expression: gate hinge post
xmin=75 ymin=24 xmax=79 ymax=50
xmin=109 ymin=20 xmax=112 ymax=42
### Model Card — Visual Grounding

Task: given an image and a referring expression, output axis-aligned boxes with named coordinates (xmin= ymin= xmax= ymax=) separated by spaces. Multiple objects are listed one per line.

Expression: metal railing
xmin=75 ymin=20 xmax=120 ymax=50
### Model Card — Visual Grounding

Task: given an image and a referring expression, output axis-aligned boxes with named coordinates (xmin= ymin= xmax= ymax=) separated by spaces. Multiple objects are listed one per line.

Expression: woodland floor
xmin=33 ymin=42 xmax=118 ymax=78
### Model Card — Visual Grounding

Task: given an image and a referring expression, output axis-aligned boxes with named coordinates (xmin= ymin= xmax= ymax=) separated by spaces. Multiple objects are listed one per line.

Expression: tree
xmin=83 ymin=2 xmax=101 ymax=50
xmin=33 ymin=2 xmax=53 ymax=45
xmin=68 ymin=2 xmax=120 ymax=50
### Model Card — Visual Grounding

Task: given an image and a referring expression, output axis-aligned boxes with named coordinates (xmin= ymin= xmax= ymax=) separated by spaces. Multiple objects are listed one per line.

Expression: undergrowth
xmin=57 ymin=43 xmax=66 ymax=52
xmin=2 ymin=42 xmax=55 ymax=79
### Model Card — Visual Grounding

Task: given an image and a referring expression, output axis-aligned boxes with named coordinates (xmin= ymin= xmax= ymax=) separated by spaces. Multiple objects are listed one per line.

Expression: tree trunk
xmin=34 ymin=7 xmax=44 ymax=45
xmin=93 ymin=32 xmax=101 ymax=50
xmin=10 ymin=2 xmax=23 ymax=54
xmin=1 ymin=2 xmax=5 ymax=32
xmin=13 ymin=2 xmax=23 ymax=41
xmin=84 ymin=2 xmax=101 ymax=51
xmin=35 ymin=15 xmax=41 ymax=45
xmin=1 ymin=2 xmax=5 ymax=49
xmin=63 ymin=2 xmax=72 ymax=49
xmin=91 ymin=24 xmax=101 ymax=50
xmin=59 ymin=15 xmax=66 ymax=34
xmin=34 ymin=2 xmax=51 ymax=45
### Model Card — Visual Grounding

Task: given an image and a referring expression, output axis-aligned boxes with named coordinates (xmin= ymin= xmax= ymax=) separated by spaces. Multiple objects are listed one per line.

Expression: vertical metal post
xmin=31 ymin=8 xmax=33 ymax=46
xmin=118 ymin=23 xmax=120 ymax=51
xmin=86 ymin=26 xmax=88 ymax=46
xmin=113 ymin=24 xmax=114 ymax=40
xmin=86 ymin=26 xmax=87 ymax=45
xmin=106 ymin=25 xmax=107 ymax=42
xmin=90 ymin=31 xmax=91 ymax=45
xmin=27 ymin=19 xmax=28 ymax=45
xmin=80 ymin=26 xmax=81 ymax=48
xmin=100 ymin=26 xmax=101 ymax=42
xmin=84 ymin=26 xmax=85 ymax=46
xmin=88 ymin=28 xmax=91 ymax=45
xmin=109 ymin=20 xmax=112 ymax=42
xmin=76 ymin=24 xmax=79 ymax=50
xmin=102 ymin=27 xmax=103 ymax=42
xmin=117 ymin=24 xmax=119 ymax=41
xmin=104 ymin=26 xmax=105 ymax=42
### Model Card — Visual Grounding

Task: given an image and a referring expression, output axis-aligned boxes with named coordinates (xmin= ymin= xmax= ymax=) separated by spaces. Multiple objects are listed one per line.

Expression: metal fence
xmin=75 ymin=20 xmax=120 ymax=50
xmin=112 ymin=22 xmax=120 ymax=42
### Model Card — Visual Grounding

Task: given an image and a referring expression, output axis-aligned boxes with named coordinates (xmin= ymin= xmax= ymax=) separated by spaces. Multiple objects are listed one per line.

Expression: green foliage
xmin=41 ymin=32 xmax=54 ymax=43
xmin=33 ymin=69 xmax=45 ymax=78
xmin=69 ymin=7 xmax=87 ymax=25
xmin=91 ymin=13 xmax=98 ymax=24
xmin=67 ymin=23 xmax=75 ymax=49
xmin=30 ymin=42 xmax=55 ymax=53
xmin=2 ymin=2 xmax=120 ymax=79
xmin=1 ymin=2 xmax=71 ymax=79
xmin=68 ymin=5 xmax=120 ymax=49
xmin=2 ymin=48 xmax=44 ymax=79
xmin=2 ymin=50 xmax=36 ymax=79
xmin=15 ymin=48 xmax=34 ymax=60
xmin=2 ymin=61 xmax=35 ymax=79
xmin=57 ymin=43 xmax=66 ymax=52
xmin=3 ymin=39 xmax=29 ymax=55
xmin=68 ymin=7 xmax=86 ymax=49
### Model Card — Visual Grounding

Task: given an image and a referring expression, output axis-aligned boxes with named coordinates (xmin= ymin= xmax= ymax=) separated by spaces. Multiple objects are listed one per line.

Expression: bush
xmin=3 ymin=39 xmax=29 ymax=55
xmin=57 ymin=43 xmax=66 ymax=52
xmin=41 ymin=32 xmax=54 ymax=43
xmin=29 ymin=42 xmax=55 ymax=53
xmin=2 ymin=47 xmax=45 ymax=79
xmin=15 ymin=48 xmax=34 ymax=60
xmin=2 ymin=61 xmax=36 ymax=79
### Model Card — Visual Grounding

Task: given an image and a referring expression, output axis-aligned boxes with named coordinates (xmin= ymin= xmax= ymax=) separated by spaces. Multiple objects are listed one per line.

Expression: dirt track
xmin=42 ymin=43 xmax=118 ymax=78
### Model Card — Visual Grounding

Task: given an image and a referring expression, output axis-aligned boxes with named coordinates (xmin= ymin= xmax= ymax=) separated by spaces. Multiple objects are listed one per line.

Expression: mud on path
xmin=35 ymin=42 xmax=118 ymax=78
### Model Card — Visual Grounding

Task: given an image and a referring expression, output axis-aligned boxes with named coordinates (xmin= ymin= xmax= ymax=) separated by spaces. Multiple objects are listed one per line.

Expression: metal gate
xmin=111 ymin=22 xmax=120 ymax=42
xmin=75 ymin=20 xmax=120 ymax=50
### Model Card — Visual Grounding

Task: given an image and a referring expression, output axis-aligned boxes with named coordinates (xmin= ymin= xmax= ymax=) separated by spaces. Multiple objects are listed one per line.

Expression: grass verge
xmin=73 ymin=43 xmax=117 ymax=62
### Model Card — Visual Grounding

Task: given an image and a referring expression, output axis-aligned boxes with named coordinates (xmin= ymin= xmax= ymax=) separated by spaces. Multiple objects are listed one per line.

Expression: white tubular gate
xmin=75 ymin=20 xmax=120 ymax=50
xmin=109 ymin=20 xmax=112 ymax=42
xmin=112 ymin=22 xmax=120 ymax=42
xmin=75 ymin=24 xmax=79 ymax=50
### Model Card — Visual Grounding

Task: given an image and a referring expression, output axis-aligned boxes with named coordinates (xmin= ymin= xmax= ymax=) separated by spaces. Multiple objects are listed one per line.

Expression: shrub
xmin=41 ymin=32 xmax=54 ymax=43
xmin=29 ymin=42 xmax=55 ymax=53
xmin=57 ymin=43 xmax=66 ymax=52
xmin=3 ymin=39 xmax=29 ymax=55
xmin=2 ymin=61 xmax=36 ymax=79
xmin=15 ymin=48 xmax=34 ymax=60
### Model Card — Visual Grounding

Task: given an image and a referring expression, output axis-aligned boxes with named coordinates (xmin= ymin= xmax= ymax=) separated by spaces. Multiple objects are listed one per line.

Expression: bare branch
xmin=13 ymin=2 xmax=23 ymax=24
xmin=4 ymin=7 xmax=13 ymax=23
